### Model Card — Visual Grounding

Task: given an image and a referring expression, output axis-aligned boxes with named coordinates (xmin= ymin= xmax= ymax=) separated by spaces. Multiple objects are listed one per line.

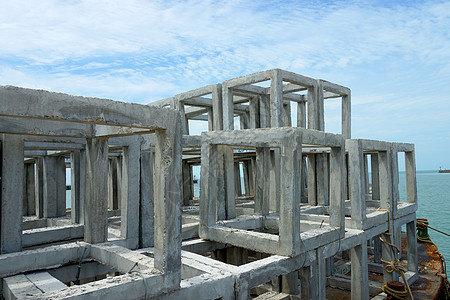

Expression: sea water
xmin=400 ymin=170 xmax=450 ymax=277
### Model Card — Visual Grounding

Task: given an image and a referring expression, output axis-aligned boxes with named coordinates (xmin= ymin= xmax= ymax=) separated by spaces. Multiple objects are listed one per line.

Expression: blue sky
xmin=1 ymin=0 xmax=449 ymax=170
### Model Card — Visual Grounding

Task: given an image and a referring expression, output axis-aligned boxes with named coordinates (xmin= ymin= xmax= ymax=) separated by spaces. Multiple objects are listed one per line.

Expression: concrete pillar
xmin=154 ymin=125 xmax=182 ymax=288
xmin=226 ymin=246 xmax=248 ymax=266
xmin=248 ymin=157 xmax=256 ymax=196
xmin=42 ymin=155 xmax=66 ymax=218
xmin=342 ymin=94 xmax=351 ymax=139
xmin=71 ymin=150 xmax=85 ymax=224
xmin=224 ymin=146 xmax=236 ymax=219
xmin=297 ymin=101 xmax=306 ymax=128
xmin=351 ymin=242 xmax=369 ymax=300
xmin=255 ymin=148 xmax=269 ymax=216
xmin=347 ymin=140 xmax=365 ymax=229
xmin=282 ymin=102 xmax=292 ymax=127
xmin=107 ymin=157 xmax=119 ymax=211
xmin=374 ymin=236 xmax=382 ymax=263
xmin=371 ymin=153 xmax=380 ymax=200
xmin=249 ymin=96 xmax=260 ymax=129
xmin=330 ymin=146 xmax=345 ymax=236
xmin=364 ymin=154 xmax=370 ymax=194
xmin=259 ymin=95 xmax=270 ymax=128
xmin=405 ymin=150 xmax=417 ymax=204
xmin=316 ymin=154 xmax=329 ymax=206
xmin=84 ymin=137 xmax=109 ymax=244
xmin=120 ymin=137 xmax=141 ymax=249
xmin=234 ymin=162 xmax=242 ymax=197
xmin=269 ymin=149 xmax=281 ymax=212
xmin=281 ymin=272 xmax=299 ymax=295
xmin=140 ymin=149 xmax=154 ymax=248
xmin=407 ymin=220 xmax=418 ymax=272
xmin=35 ymin=157 xmax=44 ymax=218
xmin=278 ymin=134 xmax=301 ymax=256
xmin=241 ymin=160 xmax=251 ymax=196
xmin=207 ymin=107 xmax=214 ymax=131
xmin=300 ymin=264 xmax=318 ymax=299
xmin=182 ymin=160 xmax=193 ymax=206
xmin=307 ymin=154 xmax=317 ymax=206
xmin=1 ymin=135 xmax=24 ymax=253
xmin=270 ymin=69 xmax=283 ymax=127
xmin=212 ymin=84 xmax=223 ymax=131
xmin=23 ymin=162 xmax=36 ymax=216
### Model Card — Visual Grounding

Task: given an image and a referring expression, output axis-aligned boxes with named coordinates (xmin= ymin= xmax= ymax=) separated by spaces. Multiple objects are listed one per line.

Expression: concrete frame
xmin=199 ymin=127 xmax=345 ymax=257
xmin=0 ymin=85 xmax=183 ymax=292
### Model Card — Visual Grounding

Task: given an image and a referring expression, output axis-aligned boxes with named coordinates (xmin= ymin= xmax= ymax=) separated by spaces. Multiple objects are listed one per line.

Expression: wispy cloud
xmin=1 ymin=0 xmax=449 ymax=168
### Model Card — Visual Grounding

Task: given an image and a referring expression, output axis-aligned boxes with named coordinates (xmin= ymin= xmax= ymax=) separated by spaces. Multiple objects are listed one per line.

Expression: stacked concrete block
xmin=0 ymin=86 xmax=184 ymax=298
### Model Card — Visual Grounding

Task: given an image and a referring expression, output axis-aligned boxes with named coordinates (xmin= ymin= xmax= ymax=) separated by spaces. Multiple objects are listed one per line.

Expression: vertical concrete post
xmin=212 ymin=84 xmax=223 ymax=131
xmin=371 ymin=153 xmax=380 ymax=200
xmin=307 ymin=154 xmax=317 ymax=205
xmin=364 ymin=154 xmax=370 ymax=194
xmin=23 ymin=162 xmax=36 ymax=216
xmin=259 ymin=95 xmax=271 ymax=128
xmin=270 ymin=69 xmax=283 ymax=127
xmin=405 ymin=150 xmax=417 ymax=204
xmin=282 ymin=102 xmax=292 ymax=127
xmin=317 ymin=249 xmax=327 ymax=300
xmin=35 ymin=157 xmax=44 ymax=218
xmin=242 ymin=160 xmax=250 ymax=196
xmin=84 ymin=137 xmax=109 ymax=244
xmin=255 ymin=148 xmax=269 ymax=216
xmin=224 ymin=146 xmax=236 ymax=219
xmin=316 ymin=154 xmax=329 ymax=206
xmin=347 ymin=140 xmax=365 ymax=229
xmin=207 ymin=107 xmax=214 ymax=131
xmin=71 ymin=150 xmax=85 ymax=224
xmin=390 ymin=147 xmax=399 ymax=217
xmin=249 ymin=96 xmax=260 ymax=129
xmin=351 ymin=242 xmax=369 ymax=300
xmin=43 ymin=156 xmax=66 ymax=218
xmin=174 ymin=100 xmax=189 ymax=135
xmin=342 ymin=94 xmax=351 ymax=139
xmin=278 ymin=133 xmax=301 ymax=256
xmin=182 ymin=160 xmax=193 ymax=206
xmin=269 ymin=149 xmax=281 ymax=213
xmin=297 ymin=100 xmax=306 ymax=128
xmin=154 ymin=123 xmax=182 ymax=288
xmin=1 ymin=135 xmax=24 ymax=254
xmin=222 ymin=86 xmax=234 ymax=130
xmin=330 ymin=146 xmax=345 ymax=236
xmin=120 ymin=136 xmax=141 ymax=249
xmin=406 ymin=219 xmax=418 ymax=272
xmin=140 ymin=149 xmax=154 ymax=248
xmin=374 ymin=236 xmax=382 ymax=263
xmin=234 ymin=162 xmax=242 ymax=197
xmin=199 ymin=143 xmax=217 ymax=236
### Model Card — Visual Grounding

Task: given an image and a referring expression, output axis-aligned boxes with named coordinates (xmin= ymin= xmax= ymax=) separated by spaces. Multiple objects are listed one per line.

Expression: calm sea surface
xmin=400 ymin=170 xmax=450 ymax=277
xmin=67 ymin=169 xmax=450 ymax=276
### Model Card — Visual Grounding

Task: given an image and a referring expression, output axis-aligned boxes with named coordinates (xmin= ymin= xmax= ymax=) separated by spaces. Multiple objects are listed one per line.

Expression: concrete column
xmin=224 ymin=146 xmax=236 ymax=219
xmin=347 ymin=140 xmax=365 ymax=229
xmin=316 ymin=154 xmax=329 ymax=206
xmin=43 ymin=156 xmax=66 ymax=218
xmin=281 ymin=271 xmax=299 ymax=295
xmin=249 ymin=96 xmax=260 ymax=129
xmin=211 ymin=84 xmax=223 ymax=131
xmin=342 ymin=94 xmax=351 ymax=139
xmin=269 ymin=149 xmax=281 ymax=212
xmin=35 ymin=157 xmax=44 ymax=218
xmin=300 ymin=264 xmax=318 ymax=299
xmin=226 ymin=246 xmax=248 ymax=266
xmin=351 ymin=242 xmax=370 ymax=300
xmin=84 ymin=137 xmax=109 ymax=244
xmin=364 ymin=154 xmax=370 ymax=194
xmin=270 ymin=69 xmax=283 ymax=127
xmin=405 ymin=150 xmax=417 ymax=204
xmin=282 ymin=102 xmax=292 ymax=127
xmin=1 ymin=135 xmax=24 ymax=254
xmin=301 ymin=156 xmax=308 ymax=203
xmin=182 ymin=160 xmax=193 ymax=206
xmin=407 ymin=220 xmax=418 ymax=272
xmin=255 ymin=148 xmax=269 ymax=216
xmin=278 ymin=134 xmax=301 ymax=256
xmin=248 ymin=157 xmax=256 ymax=196
xmin=207 ymin=107 xmax=214 ymax=131
xmin=174 ymin=100 xmax=189 ymax=135
xmin=330 ymin=146 xmax=345 ymax=236
xmin=378 ymin=151 xmax=392 ymax=211
xmin=371 ymin=153 xmax=380 ymax=200
xmin=222 ymin=86 xmax=234 ymax=130
xmin=140 ymin=149 xmax=154 ymax=248
xmin=259 ymin=95 xmax=270 ymax=128
xmin=120 ymin=137 xmax=141 ymax=249
xmin=317 ymin=249 xmax=327 ymax=300
xmin=71 ymin=150 xmax=85 ymax=224
xmin=23 ymin=162 xmax=36 ymax=216
xmin=216 ymin=146 xmax=227 ymax=221
xmin=297 ymin=101 xmax=306 ymax=128
xmin=316 ymin=81 xmax=325 ymax=131
xmin=374 ymin=236 xmax=382 ymax=263
xmin=234 ymin=162 xmax=242 ymax=197
xmin=307 ymin=154 xmax=317 ymax=205
xmin=154 ymin=125 xmax=182 ymax=288
xmin=390 ymin=148 xmax=399 ymax=216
